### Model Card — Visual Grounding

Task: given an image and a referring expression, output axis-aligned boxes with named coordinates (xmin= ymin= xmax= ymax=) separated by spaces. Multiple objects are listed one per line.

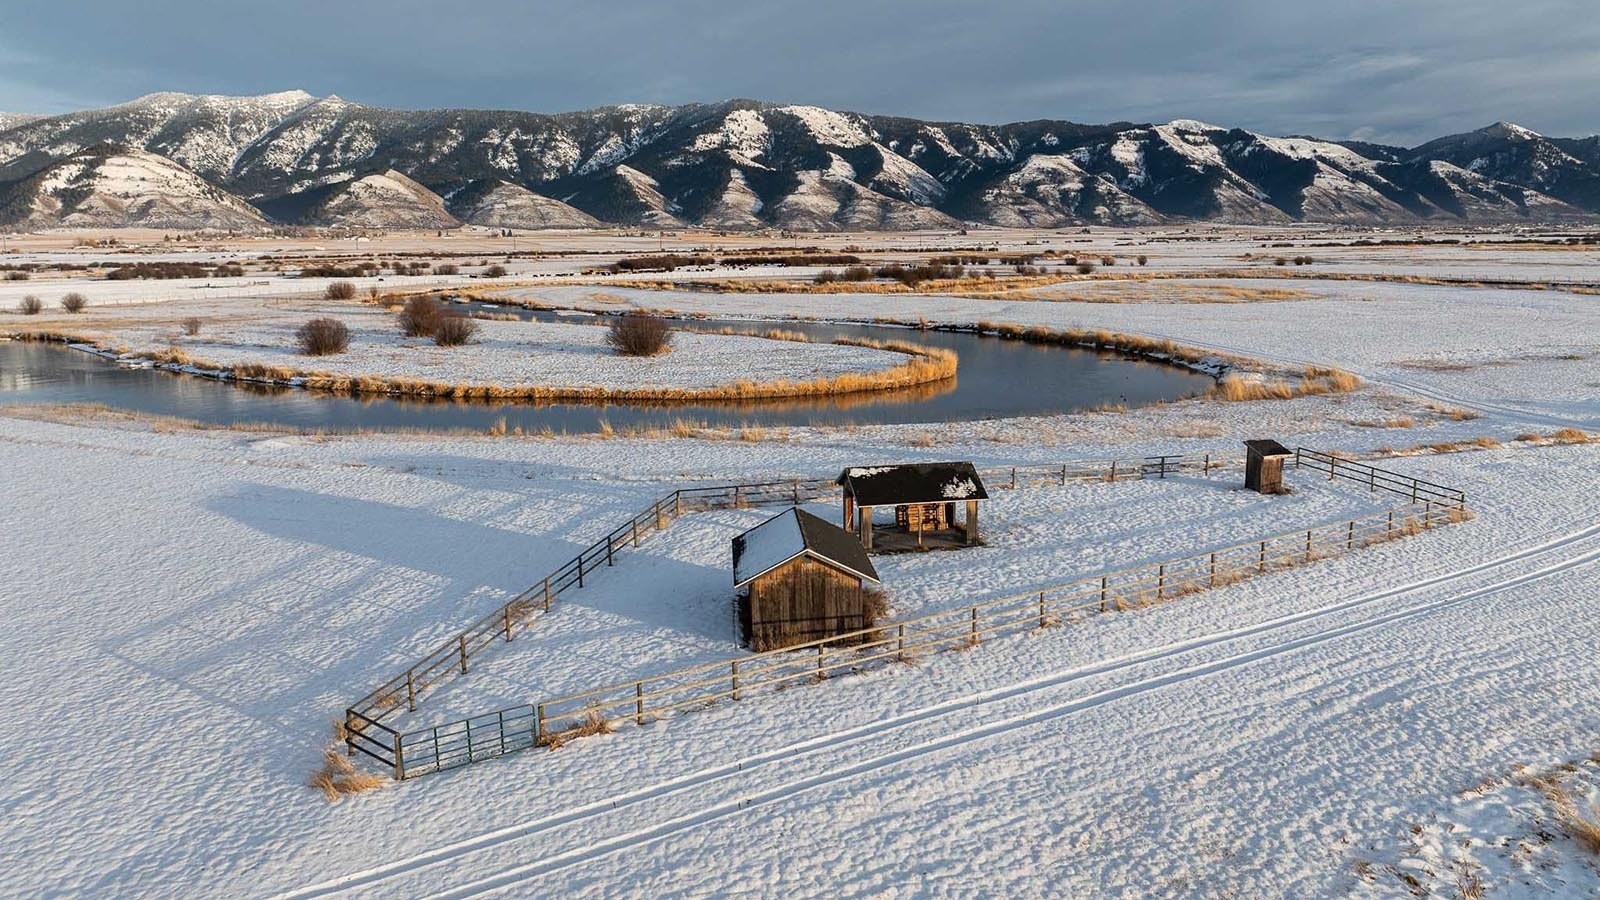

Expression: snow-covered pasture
xmin=407 ymin=464 xmax=1405 ymax=725
xmin=2 ymin=416 xmax=1598 ymax=897
xmin=91 ymin=305 xmax=909 ymax=393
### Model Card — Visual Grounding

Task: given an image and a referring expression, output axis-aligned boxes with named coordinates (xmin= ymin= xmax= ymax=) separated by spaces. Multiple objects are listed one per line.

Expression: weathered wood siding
xmin=742 ymin=558 xmax=866 ymax=651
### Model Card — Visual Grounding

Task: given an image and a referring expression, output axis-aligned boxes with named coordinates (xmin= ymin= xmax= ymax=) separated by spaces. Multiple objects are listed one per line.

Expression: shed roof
xmin=1244 ymin=439 xmax=1293 ymax=458
xmin=733 ymin=507 xmax=880 ymax=589
xmin=836 ymin=461 xmax=989 ymax=507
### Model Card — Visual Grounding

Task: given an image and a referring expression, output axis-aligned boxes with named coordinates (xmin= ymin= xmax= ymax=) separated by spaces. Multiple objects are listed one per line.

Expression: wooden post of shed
xmin=965 ymin=500 xmax=980 ymax=545
xmin=859 ymin=506 xmax=873 ymax=551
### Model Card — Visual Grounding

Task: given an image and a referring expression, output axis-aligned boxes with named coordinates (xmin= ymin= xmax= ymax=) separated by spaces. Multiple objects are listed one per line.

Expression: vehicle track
xmin=428 ymin=528 xmax=1600 ymax=898
xmin=282 ymin=516 xmax=1600 ymax=899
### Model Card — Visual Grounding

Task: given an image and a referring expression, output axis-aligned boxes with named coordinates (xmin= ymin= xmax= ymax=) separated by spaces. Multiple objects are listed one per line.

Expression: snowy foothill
xmin=3 ymin=228 xmax=1600 ymax=897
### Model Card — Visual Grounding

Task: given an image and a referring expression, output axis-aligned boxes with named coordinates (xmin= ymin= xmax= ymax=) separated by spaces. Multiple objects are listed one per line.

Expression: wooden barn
xmin=1244 ymin=439 xmax=1294 ymax=494
xmin=733 ymin=508 xmax=882 ymax=651
xmin=837 ymin=462 xmax=988 ymax=553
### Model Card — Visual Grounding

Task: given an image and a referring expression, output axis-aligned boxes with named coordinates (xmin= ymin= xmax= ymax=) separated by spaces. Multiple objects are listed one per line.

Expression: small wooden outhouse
xmin=1244 ymin=439 xmax=1294 ymax=494
xmin=733 ymin=508 xmax=881 ymax=651
xmin=837 ymin=462 xmax=988 ymax=553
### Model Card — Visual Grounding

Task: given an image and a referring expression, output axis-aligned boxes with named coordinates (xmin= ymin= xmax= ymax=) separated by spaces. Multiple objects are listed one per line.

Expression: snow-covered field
xmin=89 ymin=304 xmax=908 ymax=391
xmin=3 ymin=229 xmax=1600 ymax=898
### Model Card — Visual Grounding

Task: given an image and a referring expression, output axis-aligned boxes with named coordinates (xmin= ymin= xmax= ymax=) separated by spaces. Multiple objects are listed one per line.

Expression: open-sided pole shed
xmin=837 ymin=462 xmax=988 ymax=553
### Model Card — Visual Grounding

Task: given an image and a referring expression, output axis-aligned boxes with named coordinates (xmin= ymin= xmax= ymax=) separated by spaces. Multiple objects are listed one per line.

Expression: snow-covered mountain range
xmin=1 ymin=91 xmax=1596 ymax=230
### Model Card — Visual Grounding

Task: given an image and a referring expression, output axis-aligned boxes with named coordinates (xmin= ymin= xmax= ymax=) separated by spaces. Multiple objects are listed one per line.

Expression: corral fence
xmin=357 ymin=451 xmax=1468 ymax=779
xmin=343 ymin=452 xmax=1240 ymax=772
xmin=1294 ymin=447 xmax=1467 ymax=509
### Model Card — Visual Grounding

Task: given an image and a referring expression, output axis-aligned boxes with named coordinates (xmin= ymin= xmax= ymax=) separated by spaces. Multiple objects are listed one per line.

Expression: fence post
xmin=1011 ymin=467 xmax=1017 ymax=489
xmin=1109 ymin=461 xmax=1118 ymax=482
xmin=635 ymin=682 xmax=645 ymax=726
xmin=1157 ymin=564 xmax=1166 ymax=600
xmin=459 ymin=635 xmax=469 ymax=674
xmin=1039 ymin=592 xmax=1047 ymax=628
xmin=504 ymin=604 xmax=513 ymax=642
xmin=535 ymin=703 xmax=546 ymax=745
xmin=793 ymin=480 xmax=800 ymax=503
xmin=607 ymin=536 xmax=614 ymax=566
xmin=1347 ymin=520 xmax=1355 ymax=550
xmin=897 ymin=624 xmax=906 ymax=661
xmin=1061 ymin=464 xmax=1067 ymax=485
xmin=1259 ymin=540 xmax=1267 ymax=573
xmin=543 ymin=576 xmax=552 ymax=612
xmin=970 ymin=606 xmax=979 ymax=642
xmin=731 ymin=661 xmax=741 ymax=701
xmin=393 ymin=732 xmax=405 ymax=781
xmin=1100 ymin=575 xmax=1109 ymax=611
xmin=675 ymin=492 xmax=682 ymax=517
xmin=632 ymin=520 xmax=639 ymax=548
xmin=817 ymin=645 xmax=825 ymax=678
xmin=1209 ymin=552 xmax=1217 ymax=588
xmin=577 ymin=556 xmax=584 ymax=589
xmin=1425 ymin=500 xmax=1433 ymax=527
xmin=344 ymin=709 xmax=356 ymax=757
xmin=1305 ymin=530 xmax=1313 ymax=562
xmin=1203 ymin=453 xmax=1211 ymax=474
xmin=406 ymin=669 xmax=417 ymax=712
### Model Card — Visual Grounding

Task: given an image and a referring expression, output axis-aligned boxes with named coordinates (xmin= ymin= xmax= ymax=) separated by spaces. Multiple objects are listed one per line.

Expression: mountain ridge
xmin=0 ymin=92 xmax=1595 ymax=230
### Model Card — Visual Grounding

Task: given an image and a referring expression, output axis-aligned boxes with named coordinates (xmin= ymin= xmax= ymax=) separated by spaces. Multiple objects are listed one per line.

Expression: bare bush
xmin=5 ymin=270 xmax=29 ymax=281
xmin=60 ymin=292 xmax=87 ymax=313
xmin=1075 ymin=263 xmax=1095 ymax=275
xmin=483 ymin=264 xmax=507 ymax=278
xmin=1136 ymin=254 xmax=1149 ymax=266
xmin=432 ymin=313 xmax=478 ymax=347
xmin=607 ymin=312 xmax=673 ymax=357
xmin=397 ymin=295 xmax=442 ymax=337
xmin=435 ymin=263 xmax=460 ymax=275
xmin=18 ymin=295 xmax=41 ymax=315
xmin=181 ymin=317 xmax=203 ymax=336
xmin=296 ymin=317 xmax=350 ymax=356
xmin=324 ymin=281 xmax=357 ymax=301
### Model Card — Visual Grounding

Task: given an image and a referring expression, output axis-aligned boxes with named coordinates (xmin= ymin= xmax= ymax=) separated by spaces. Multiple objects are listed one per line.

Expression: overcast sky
xmin=2 ymin=0 xmax=1595 ymax=145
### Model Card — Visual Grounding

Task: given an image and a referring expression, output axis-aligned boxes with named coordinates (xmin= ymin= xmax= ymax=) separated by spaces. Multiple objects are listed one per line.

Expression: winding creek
xmin=0 ymin=308 xmax=1215 ymax=433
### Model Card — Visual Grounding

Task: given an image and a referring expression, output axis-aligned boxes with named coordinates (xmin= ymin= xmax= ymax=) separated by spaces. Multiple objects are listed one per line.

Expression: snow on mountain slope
xmin=301 ymin=169 xmax=459 ymax=228
xmin=0 ymin=146 xmax=267 ymax=229
xmin=0 ymin=93 xmax=1595 ymax=228
xmin=447 ymin=179 xmax=600 ymax=229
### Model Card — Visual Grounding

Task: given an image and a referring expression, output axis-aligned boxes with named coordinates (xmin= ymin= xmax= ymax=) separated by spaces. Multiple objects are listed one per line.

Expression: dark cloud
xmin=0 ymin=0 xmax=1594 ymax=145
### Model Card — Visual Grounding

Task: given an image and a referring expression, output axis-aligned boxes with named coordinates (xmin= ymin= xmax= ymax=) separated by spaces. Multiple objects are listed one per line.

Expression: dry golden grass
xmin=308 ymin=747 xmax=387 ymax=801
xmin=1426 ymin=403 xmax=1482 ymax=421
xmin=1515 ymin=428 xmax=1592 ymax=445
xmin=542 ymin=705 xmax=616 ymax=750
xmin=1531 ymin=778 xmax=1600 ymax=855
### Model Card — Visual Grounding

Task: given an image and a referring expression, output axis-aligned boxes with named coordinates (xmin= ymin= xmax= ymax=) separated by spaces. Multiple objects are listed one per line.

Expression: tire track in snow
xmin=429 ymin=532 xmax=1600 ymax=898
xmin=282 ymin=518 xmax=1600 ymax=899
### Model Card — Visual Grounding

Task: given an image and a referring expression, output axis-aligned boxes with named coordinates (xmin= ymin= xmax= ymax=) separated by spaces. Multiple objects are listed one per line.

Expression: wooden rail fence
xmin=347 ymin=450 xmax=1466 ymax=779
xmin=345 ymin=453 xmax=1230 ymax=729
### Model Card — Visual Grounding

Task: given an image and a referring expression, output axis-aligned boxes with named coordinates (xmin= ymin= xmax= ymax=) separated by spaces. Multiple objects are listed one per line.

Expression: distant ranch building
xmin=733 ymin=508 xmax=882 ymax=651
xmin=837 ymin=461 xmax=988 ymax=553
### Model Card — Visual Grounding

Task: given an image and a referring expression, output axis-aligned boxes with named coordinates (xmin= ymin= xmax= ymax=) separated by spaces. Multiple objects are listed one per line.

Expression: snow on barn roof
xmin=836 ymin=461 xmax=990 ymax=507
xmin=732 ymin=508 xmax=879 ymax=589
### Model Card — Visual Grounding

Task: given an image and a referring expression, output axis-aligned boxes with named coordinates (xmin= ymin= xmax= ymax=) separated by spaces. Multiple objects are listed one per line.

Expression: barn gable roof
xmin=836 ymin=461 xmax=989 ymax=507
xmin=733 ymin=508 xmax=879 ymax=588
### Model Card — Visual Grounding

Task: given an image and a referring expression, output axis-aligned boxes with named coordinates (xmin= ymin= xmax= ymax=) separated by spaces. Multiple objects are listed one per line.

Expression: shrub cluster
xmin=607 ymin=312 xmax=673 ymax=356
xmin=60 ymin=293 xmax=87 ymax=313
xmin=301 ymin=261 xmax=382 ymax=278
xmin=608 ymin=254 xmax=714 ymax=273
xmin=325 ymin=281 xmax=357 ymax=300
xmin=17 ymin=295 xmax=41 ymax=315
xmin=435 ymin=263 xmax=460 ymax=275
xmin=398 ymin=295 xmax=443 ymax=337
xmin=431 ymin=314 xmax=478 ymax=347
xmin=296 ymin=318 xmax=350 ymax=355
xmin=106 ymin=262 xmax=243 ymax=280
